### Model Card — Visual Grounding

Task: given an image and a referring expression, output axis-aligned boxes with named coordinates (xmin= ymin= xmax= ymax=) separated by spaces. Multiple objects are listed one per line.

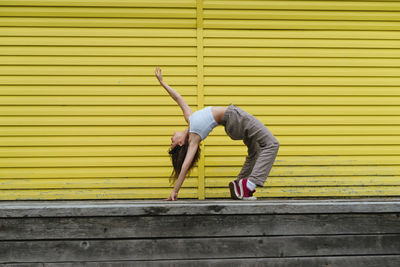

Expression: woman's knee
xmin=273 ymin=139 xmax=280 ymax=149
xmin=271 ymin=139 xmax=280 ymax=154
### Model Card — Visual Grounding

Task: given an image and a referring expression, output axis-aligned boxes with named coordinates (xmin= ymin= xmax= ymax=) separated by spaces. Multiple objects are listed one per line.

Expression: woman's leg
xmin=236 ymin=139 xmax=259 ymax=181
xmin=222 ymin=104 xmax=279 ymax=187
xmin=243 ymin=117 xmax=279 ymax=187
xmin=247 ymin=138 xmax=279 ymax=187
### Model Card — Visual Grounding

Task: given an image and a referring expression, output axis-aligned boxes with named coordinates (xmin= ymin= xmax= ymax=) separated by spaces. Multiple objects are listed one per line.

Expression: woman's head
xmin=170 ymin=131 xmax=187 ymax=149
xmin=168 ymin=131 xmax=201 ymax=185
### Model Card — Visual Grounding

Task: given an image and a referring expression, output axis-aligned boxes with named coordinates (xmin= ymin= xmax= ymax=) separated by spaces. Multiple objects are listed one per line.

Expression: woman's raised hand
xmin=155 ymin=67 xmax=163 ymax=83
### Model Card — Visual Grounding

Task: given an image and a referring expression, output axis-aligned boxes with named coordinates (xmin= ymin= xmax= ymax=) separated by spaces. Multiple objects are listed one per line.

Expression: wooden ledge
xmin=0 ymin=198 xmax=399 ymax=218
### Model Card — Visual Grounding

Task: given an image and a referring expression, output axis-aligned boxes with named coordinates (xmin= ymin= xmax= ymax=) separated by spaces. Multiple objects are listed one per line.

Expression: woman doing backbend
xmin=155 ymin=67 xmax=280 ymax=201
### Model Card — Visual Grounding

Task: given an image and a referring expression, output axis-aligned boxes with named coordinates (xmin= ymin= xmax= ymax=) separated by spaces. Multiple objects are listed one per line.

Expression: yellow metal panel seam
xmin=196 ymin=0 xmax=205 ymax=200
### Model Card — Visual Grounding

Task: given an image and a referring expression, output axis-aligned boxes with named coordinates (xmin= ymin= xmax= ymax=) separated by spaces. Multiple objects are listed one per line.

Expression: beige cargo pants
xmin=221 ymin=104 xmax=279 ymax=187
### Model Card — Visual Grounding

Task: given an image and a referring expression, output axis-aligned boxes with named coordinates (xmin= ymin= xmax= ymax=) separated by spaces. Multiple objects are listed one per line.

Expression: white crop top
xmin=189 ymin=106 xmax=219 ymax=140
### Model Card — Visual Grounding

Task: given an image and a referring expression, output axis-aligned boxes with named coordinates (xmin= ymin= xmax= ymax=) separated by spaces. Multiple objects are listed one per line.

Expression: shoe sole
xmin=243 ymin=196 xmax=257 ymax=201
xmin=229 ymin=181 xmax=241 ymax=200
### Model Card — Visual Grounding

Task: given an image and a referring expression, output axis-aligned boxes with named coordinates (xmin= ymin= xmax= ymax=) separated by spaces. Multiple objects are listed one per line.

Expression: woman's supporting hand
xmin=155 ymin=66 xmax=163 ymax=84
xmin=164 ymin=190 xmax=178 ymax=201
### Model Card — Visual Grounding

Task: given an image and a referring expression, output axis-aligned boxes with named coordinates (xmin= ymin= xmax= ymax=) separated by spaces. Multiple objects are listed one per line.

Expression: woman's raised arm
xmin=155 ymin=67 xmax=192 ymax=123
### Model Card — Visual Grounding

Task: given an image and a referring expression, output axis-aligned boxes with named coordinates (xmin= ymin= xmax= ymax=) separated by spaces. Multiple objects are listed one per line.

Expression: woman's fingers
xmin=163 ymin=190 xmax=178 ymax=201
xmin=162 ymin=196 xmax=177 ymax=201
xmin=155 ymin=67 xmax=163 ymax=80
xmin=163 ymin=194 xmax=172 ymax=201
xmin=163 ymin=198 xmax=177 ymax=201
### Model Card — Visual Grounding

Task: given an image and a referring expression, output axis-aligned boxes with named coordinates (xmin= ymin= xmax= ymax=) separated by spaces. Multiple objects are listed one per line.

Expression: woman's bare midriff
xmin=211 ymin=106 xmax=228 ymax=125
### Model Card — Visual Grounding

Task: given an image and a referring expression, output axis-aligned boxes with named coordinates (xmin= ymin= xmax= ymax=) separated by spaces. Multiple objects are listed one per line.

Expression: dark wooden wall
xmin=1 ymin=199 xmax=400 ymax=266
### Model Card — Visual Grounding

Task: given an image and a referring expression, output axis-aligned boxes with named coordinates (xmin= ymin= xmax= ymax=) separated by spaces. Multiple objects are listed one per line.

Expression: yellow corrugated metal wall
xmin=1 ymin=0 xmax=399 ymax=200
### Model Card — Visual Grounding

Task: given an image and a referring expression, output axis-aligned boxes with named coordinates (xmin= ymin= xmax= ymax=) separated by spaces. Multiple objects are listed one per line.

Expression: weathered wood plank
xmin=1 ymin=199 xmax=400 ymax=217
xmin=1 ymin=235 xmax=400 ymax=262
xmin=4 ymin=255 xmax=400 ymax=267
xmin=1 ymin=213 xmax=399 ymax=240
xmin=9 ymin=255 xmax=400 ymax=267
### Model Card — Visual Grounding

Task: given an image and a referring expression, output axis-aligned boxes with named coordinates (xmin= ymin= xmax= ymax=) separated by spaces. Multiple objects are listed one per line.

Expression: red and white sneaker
xmin=229 ymin=179 xmax=257 ymax=200
xmin=229 ymin=180 xmax=242 ymax=200
xmin=239 ymin=178 xmax=257 ymax=200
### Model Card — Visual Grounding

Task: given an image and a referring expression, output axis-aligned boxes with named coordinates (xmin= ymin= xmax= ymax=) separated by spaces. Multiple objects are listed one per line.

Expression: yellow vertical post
xmin=196 ymin=0 xmax=205 ymax=200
